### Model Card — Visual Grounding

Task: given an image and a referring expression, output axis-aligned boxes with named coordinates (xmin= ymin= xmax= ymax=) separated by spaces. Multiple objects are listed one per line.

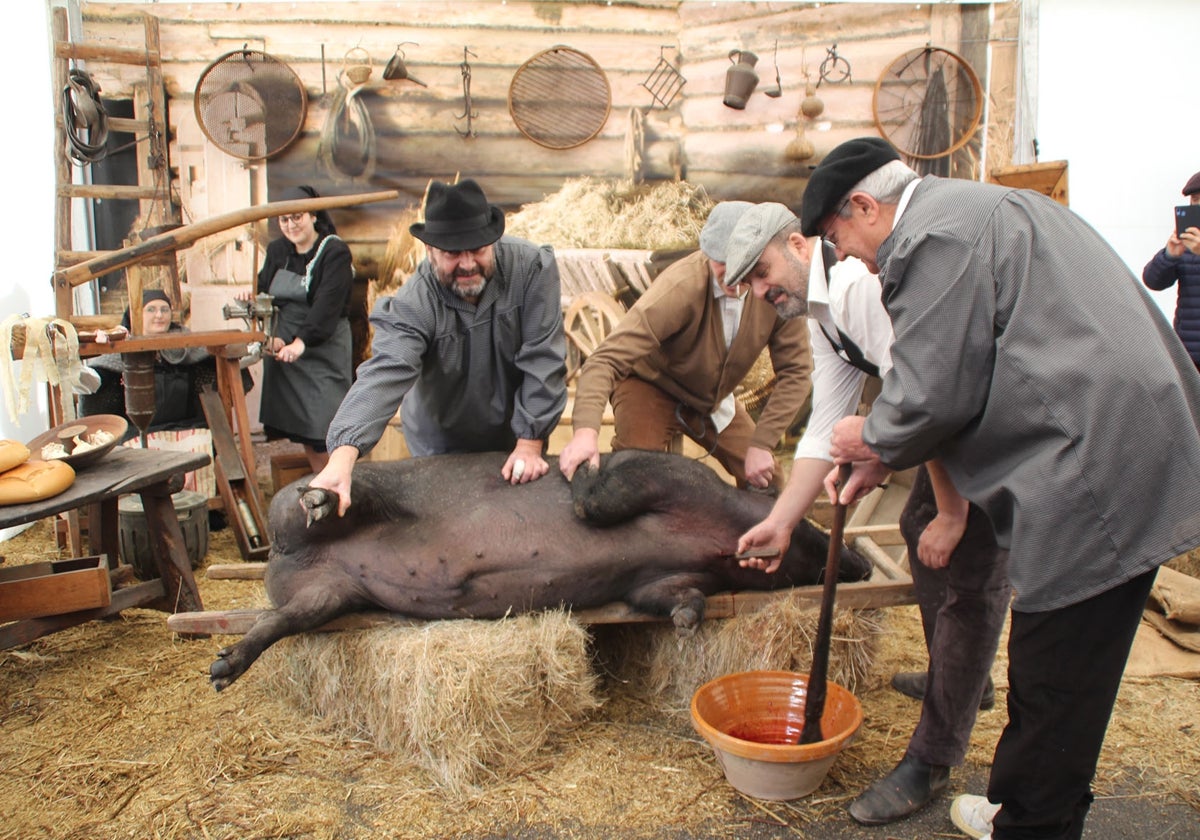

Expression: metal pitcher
xmin=723 ymin=49 xmax=759 ymax=110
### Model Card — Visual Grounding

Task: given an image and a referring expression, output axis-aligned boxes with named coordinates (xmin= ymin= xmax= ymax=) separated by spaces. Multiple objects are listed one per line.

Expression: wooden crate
xmin=271 ymin=451 xmax=312 ymax=492
xmin=0 ymin=554 xmax=111 ymax=622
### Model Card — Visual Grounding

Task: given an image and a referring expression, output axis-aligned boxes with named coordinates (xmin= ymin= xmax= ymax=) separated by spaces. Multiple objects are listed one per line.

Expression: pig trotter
xmin=210 ymin=645 xmax=244 ymax=692
xmin=570 ymin=461 xmax=602 ymax=519
xmin=300 ymin=486 xmax=337 ymax=527
xmin=670 ymin=600 xmax=704 ymax=637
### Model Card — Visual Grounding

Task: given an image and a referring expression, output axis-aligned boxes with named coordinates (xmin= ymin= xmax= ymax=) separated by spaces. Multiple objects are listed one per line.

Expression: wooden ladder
xmin=51 ymin=6 xmax=179 ymax=333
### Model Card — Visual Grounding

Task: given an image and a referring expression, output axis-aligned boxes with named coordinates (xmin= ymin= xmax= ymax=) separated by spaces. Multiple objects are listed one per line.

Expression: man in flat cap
xmin=558 ymin=201 xmax=812 ymax=489
xmin=310 ymin=178 xmax=567 ymax=515
xmin=1143 ymin=169 xmax=1200 ymax=370
xmin=809 ymin=137 xmax=1200 ymax=839
xmin=725 ymin=200 xmax=1008 ymax=829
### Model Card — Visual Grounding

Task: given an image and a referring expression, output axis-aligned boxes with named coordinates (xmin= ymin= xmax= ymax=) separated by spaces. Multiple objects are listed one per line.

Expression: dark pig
xmin=210 ymin=450 xmax=871 ymax=690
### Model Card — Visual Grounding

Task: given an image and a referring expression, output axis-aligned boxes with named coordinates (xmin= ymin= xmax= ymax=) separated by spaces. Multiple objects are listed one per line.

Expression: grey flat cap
xmin=698 ymin=201 xmax=754 ymax=263
xmin=722 ymin=202 xmax=799 ymax=287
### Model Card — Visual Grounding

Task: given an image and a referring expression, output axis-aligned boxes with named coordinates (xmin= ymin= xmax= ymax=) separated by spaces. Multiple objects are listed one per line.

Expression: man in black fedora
xmin=809 ymin=136 xmax=1200 ymax=839
xmin=309 ymin=178 xmax=567 ymax=516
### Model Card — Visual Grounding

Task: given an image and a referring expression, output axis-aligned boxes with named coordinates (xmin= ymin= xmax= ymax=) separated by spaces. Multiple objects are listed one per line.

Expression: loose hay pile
xmin=505 ymin=177 xmax=713 ymax=251
xmin=255 ymin=611 xmax=600 ymax=791
xmin=372 ymin=205 xmax=425 ymax=307
xmin=596 ymin=598 xmax=885 ymax=709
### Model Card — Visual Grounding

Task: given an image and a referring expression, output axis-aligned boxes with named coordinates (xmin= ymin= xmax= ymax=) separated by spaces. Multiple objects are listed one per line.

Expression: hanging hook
xmin=455 ymin=47 xmax=479 ymax=138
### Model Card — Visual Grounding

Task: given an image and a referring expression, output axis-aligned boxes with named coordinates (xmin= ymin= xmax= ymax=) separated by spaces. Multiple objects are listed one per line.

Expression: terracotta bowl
xmin=690 ymin=670 xmax=862 ymax=800
xmin=27 ymin=414 xmax=128 ymax=471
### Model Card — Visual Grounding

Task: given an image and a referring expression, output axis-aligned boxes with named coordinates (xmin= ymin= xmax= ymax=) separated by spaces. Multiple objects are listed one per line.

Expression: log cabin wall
xmin=75 ymin=0 xmax=1019 ymax=287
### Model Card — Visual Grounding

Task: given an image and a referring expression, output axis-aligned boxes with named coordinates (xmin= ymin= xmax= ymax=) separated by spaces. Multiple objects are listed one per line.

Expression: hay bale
xmin=247 ymin=593 xmax=880 ymax=791
xmin=594 ymin=596 xmax=885 ymax=709
xmin=254 ymin=611 xmax=601 ymax=791
xmin=506 ymin=177 xmax=713 ymax=251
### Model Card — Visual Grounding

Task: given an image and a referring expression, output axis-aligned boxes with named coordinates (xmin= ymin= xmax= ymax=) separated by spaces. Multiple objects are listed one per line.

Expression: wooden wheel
xmin=563 ymin=292 xmax=626 ymax=382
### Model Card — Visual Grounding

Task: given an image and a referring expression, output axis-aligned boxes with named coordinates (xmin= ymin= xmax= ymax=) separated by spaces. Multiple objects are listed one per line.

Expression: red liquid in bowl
xmin=725 ymin=720 xmax=803 ymax=744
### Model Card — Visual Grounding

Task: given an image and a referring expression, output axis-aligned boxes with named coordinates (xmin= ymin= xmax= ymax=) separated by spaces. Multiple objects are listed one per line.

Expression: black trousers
xmin=900 ymin=466 xmax=1011 ymax=766
xmin=988 ymin=567 xmax=1158 ymax=839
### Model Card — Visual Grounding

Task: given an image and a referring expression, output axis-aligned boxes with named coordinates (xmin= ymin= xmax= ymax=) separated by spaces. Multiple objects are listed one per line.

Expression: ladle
xmin=763 ymin=40 xmax=783 ymax=98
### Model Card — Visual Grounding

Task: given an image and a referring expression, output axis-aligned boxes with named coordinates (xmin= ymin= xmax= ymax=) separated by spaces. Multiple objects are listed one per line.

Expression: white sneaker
xmin=951 ymin=793 xmax=1001 ymax=838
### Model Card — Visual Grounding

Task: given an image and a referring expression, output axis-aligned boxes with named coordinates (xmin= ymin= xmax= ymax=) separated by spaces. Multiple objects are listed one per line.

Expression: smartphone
xmin=1175 ymin=205 xmax=1200 ymax=237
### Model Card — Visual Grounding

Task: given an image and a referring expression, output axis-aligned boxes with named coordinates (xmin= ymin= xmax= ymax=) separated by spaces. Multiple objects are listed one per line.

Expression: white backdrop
xmin=4 ymin=3 xmax=56 ymax=446
xmin=1037 ymin=0 xmax=1200 ymax=318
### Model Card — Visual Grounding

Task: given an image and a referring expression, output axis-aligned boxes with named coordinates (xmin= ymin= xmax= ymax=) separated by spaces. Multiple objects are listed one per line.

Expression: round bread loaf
xmin=0 ymin=458 xmax=76 ymax=505
xmin=0 ymin=439 xmax=31 ymax=473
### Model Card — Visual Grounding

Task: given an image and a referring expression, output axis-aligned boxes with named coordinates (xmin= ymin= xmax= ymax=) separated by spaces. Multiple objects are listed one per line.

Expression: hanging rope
xmin=318 ymin=72 xmax=377 ymax=183
xmin=61 ymin=68 xmax=109 ymax=165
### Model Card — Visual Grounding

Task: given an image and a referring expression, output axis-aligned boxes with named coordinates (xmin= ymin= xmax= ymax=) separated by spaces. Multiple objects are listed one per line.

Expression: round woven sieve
xmin=194 ymin=49 xmax=307 ymax=161
xmin=508 ymin=46 xmax=611 ymax=150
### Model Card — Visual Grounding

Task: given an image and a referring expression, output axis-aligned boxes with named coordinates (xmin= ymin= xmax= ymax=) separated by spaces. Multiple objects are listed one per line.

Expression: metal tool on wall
xmin=818 ymin=42 xmax=853 ymax=87
xmin=641 ymin=45 xmax=685 ymax=109
xmin=456 ymin=47 xmax=478 ymax=138
xmin=383 ymin=43 xmax=427 ymax=87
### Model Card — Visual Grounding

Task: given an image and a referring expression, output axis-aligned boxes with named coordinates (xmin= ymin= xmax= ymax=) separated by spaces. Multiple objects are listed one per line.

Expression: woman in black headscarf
xmin=83 ymin=289 xmax=214 ymax=431
xmin=245 ymin=185 xmax=354 ymax=473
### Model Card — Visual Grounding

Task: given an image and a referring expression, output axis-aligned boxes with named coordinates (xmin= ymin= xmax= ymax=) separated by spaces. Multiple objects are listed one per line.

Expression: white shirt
xmin=710 ymin=271 xmax=747 ymax=433
xmin=793 ymin=242 xmax=893 ymax=461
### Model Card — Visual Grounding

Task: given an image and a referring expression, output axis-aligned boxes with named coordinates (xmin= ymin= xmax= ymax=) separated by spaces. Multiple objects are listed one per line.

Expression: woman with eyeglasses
xmin=82 ymin=289 xmax=216 ymax=432
xmin=245 ymin=185 xmax=354 ymax=474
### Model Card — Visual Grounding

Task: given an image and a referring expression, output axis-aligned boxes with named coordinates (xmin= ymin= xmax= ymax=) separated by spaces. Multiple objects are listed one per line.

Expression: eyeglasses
xmin=143 ymin=305 xmax=171 ymax=316
xmin=278 ymin=214 xmax=310 ymax=225
xmin=820 ymin=195 xmax=852 ymax=244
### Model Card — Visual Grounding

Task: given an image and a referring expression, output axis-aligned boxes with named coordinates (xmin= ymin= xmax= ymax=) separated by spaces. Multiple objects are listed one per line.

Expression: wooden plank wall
xmin=76 ymin=1 xmax=1015 ymax=277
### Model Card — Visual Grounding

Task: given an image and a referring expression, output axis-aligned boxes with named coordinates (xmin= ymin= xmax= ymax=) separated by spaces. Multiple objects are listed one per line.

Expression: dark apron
xmin=260 ymin=266 xmax=352 ymax=443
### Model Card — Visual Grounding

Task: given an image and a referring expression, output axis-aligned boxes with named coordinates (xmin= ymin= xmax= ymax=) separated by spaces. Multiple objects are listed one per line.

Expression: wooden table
xmin=0 ymin=447 xmax=208 ymax=649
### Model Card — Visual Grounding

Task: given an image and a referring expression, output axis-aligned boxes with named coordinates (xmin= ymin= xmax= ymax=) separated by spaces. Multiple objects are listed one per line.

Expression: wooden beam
xmin=8 ymin=327 xmax=265 ymax=362
xmin=58 ymin=184 xmax=167 ymax=201
xmin=843 ymin=523 xmax=904 ymax=546
xmin=166 ymin=578 xmax=916 ymax=636
xmin=55 ymin=41 xmax=160 ymax=66
xmin=55 ymin=190 xmax=401 ymax=289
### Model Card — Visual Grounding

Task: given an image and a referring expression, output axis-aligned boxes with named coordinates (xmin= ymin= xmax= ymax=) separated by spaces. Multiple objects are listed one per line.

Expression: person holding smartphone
xmin=1143 ymin=170 xmax=1200 ymax=370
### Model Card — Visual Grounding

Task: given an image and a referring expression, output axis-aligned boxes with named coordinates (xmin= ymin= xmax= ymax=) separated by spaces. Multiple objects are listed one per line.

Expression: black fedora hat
xmin=410 ymin=179 xmax=506 ymax=251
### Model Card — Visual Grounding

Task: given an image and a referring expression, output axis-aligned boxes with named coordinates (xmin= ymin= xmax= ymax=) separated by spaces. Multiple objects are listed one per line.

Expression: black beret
xmin=1183 ymin=171 xmax=1200 ymax=197
xmin=800 ymin=137 xmax=900 ymax=236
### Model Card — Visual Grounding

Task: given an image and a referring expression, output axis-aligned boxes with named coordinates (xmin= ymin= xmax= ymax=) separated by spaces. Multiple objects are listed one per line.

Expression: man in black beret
xmin=811 ymin=136 xmax=1200 ymax=840
xmin=309 ymin=179 xmax=567 ymax=516
xmin=1142 ymin=169 xmax=1200 ymax=370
